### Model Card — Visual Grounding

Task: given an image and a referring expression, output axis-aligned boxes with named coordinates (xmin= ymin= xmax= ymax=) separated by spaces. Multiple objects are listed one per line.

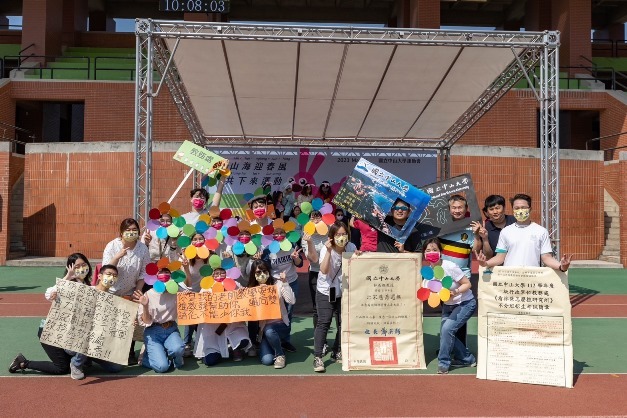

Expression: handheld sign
xmin=173 ymin=140 xmax=229 ymax=177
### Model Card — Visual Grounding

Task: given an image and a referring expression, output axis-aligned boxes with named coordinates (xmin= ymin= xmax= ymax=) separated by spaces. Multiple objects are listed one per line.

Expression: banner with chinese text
xmin=477 ymin=267 xmax=573 ymax=388
xmin=40 ymin=280 xmax=137 ymax=365
xmin=341 ymin=253 xmax=426 ymax=370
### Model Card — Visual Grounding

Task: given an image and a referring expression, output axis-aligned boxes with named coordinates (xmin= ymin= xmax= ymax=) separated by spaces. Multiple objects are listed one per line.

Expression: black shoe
xmin=128 ymin=353 xmax=138 ymax=366
xmin=9 ymin=353 xmax=27 ymax=373
xmin=281 ymin=342 xmax=297 ymax=353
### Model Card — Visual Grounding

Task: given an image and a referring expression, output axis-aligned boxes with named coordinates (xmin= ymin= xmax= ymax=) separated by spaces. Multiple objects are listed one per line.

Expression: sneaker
xmin=437 ymin=366 xmax=449 ymax=375
xmin=321 ymin=343 xmax=329 ymax=357
xmin=450 ymin=359 xmax=477 ymax=367
xmin=127 ymin=353 xmax=138 ymax=366
xmin=274 ymin=355 xmax=286 ymax=369
xmin=313 ymin=356 xmax=325 ymax=373
xmin=247 ymin=347 xmax=257 ymax=357
xmin=8 ymin=353 xmax=27 ymax=373
xmin=233 ymin=349 xmax=244 ymax=362
xmin=331 ymin=351 xmax=342 ymax=363
xmin=281 ymin=341 xmax=297 ymax=353
xmin=70 ymin=363 xmax=85 ymax=380
xmin=183 ymin=344 xmax=193 ymax=358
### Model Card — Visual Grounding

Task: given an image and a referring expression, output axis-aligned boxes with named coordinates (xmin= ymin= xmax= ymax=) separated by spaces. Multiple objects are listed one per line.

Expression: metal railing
xmin=519 ymin=65 xmax=626 ymax=91
xmin=4 ymin=54 xmax=90 ymax=79
xmin=94 ymin=56 xmax=136 ymax=80
xmin=0 ymin=120 xmax=35 ymax=154
xmin=591 ymin=38 xmax=627 ymax=58
xmin=585 ymin=130 xmax=627 ymax=160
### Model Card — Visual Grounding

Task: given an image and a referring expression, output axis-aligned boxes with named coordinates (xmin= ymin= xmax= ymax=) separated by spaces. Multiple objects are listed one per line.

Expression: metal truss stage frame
xmin=134 ymin=19 xmax=561 ymax=255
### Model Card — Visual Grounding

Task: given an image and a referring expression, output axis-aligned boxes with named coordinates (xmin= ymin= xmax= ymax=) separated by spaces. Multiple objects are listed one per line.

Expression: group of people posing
xmin=8 ymin=174 xmax=573 ymax=377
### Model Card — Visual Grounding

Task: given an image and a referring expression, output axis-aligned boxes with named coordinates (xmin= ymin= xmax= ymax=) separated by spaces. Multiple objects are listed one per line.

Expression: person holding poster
xmin=182 ymin=177 xmax=226 ymax=225
xmin=476 ymin=194 xmax=573 ymax=271
xmin=376 ymin=198 xmax=422 ymax=253
xmin=313 ymin=221 xmax=357 ymax=372
xmin=9 ymin=253 xmax=93 ymax=375
xmin=422 ymin=238 xmax=477 ymax=374
xmin=134 ymin=267 xmax=186 ymax=373
xmin=247 ymin=260 xmax=296 ymax=369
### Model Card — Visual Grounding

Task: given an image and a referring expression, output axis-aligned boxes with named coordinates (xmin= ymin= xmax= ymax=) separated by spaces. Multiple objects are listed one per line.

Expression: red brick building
xmin=0 ymin=0 xmax=626 ymax=265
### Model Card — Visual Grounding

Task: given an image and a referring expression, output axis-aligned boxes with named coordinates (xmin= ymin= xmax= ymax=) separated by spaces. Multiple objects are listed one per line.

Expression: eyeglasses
xmin=392 ymin=205 xmax=409 ymax=212
xmin=255 ymin=271 xmax=268 ymax=276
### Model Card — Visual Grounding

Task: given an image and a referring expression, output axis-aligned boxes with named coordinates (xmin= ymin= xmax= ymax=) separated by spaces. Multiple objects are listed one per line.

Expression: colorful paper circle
xmin=212 ymin=282 xmax=224 ymax=293
xmin=252 ymin=234 xmax=262 ymax=247
xmin=153 ymin=281 xmax=166 ymax=293
xmin=147 ymin=220 xmax=160 ymax=231
xmin=200 ymin=276 xmax=215 ymax=290
xmin=223 ymin=278 xmax=237 ymax=291
xmin=196 ymin=246 xmax=210 ymax=259
xmin=171 ymin=270 xmax=186 ymax=283
xmin=320 ymin=203 xmax=333 ymax=215
xmin=199 ymin=265 xmax=213 ymax=277
xmin=269 ymin=241 xmax=281 ymax=254
xmin=222 ymin=258 xmax=235 ymax=269
xmin=149 ymin=208 xmax=161 ymax=220
xmin=417 ymin=287 xmax=431 ymax=301
xmin=287 ymin=231 xmax=300 ymax=243
xmin=146 ymin=263 xmax=158 ymax=275
xmin=312 ymin=198 xmax=324 ymax=211
xmin=433 ymin=266 xmax=445 ymax=279
xmin=167 ymin=225 xmax=180 ymax=238
xmin=185 ymin=246 xmax=197 ymax=259
xmin=427 ymin=292 xmax=441 ymax=308
xmin=177 ymin=236 xmax=191 ymax=248
xmin=300 ymin=202 xmax=313 ymax=215
xmin=421 ymin=266 xmax=434 ymax=280
xmin=220 ymin=208 xmax=232 ymax=220
xmin=315 ymin=222 xmax=328 ymax=236
xmin=227 ymin=226 xmax=240 ymax=237
xmin=250 ymin=224 xmax=262 ymax=235
xmin=182 ymin=224 xmax=196 ymax=237
xmin=169 ymin=208 xmax=180 ymax=218
xmin=198 ymin=214 xmax=212 ymax=224
xmin=206 ymin=239 xmax=220 ymax=251
xmin=296 ymin=213 xmax=309 ymax=225
xmin=166 ymin=280 xmax=179 ymax=294
xmin=143 ymin=274 xmax=157 ymax=286
xmin=245 ymin=242 xmax=257 ymax=255
xmin=209 ymin=254 xmax=222 ymax=268
xmin=439 ymin=288 xmax=451 ymax=302
xmin=280 ymin=239 xmax=293 ymax=252
xmin=262 ymin=225 xmax=274 ymax=236
xmin=157 ymin=257 xmax=170 ymax=269
xmin=209 ymin=206 xmax=221 ymax=218
xmin=232 ymin=241 xmax=245 ymax=255
xmin=167 ymin=260 xmax=182 ymax=271
xmin=272 ymin=219 xmax=285 ymax=229
xmin=427 ymin=280 xmax=442 ymax=292
xmin=203 ymin=227 xmax=217 ymax=239
xmin=156 ymin=227 xmax=168 ymax=239
xmin=283 ymin=221 xmax=296 ymax=232
xmin=303 ymin=222 xmax=316 ymax=235
xmin=173 ymin=217 xmax=186 ymax=228
xmin=227 ymin=267 xmax=241 ymax=280
xmin=441 ymin=276 xmax=453 ymax=289
xmin=322 ymin=213 xmax=335 ymax=225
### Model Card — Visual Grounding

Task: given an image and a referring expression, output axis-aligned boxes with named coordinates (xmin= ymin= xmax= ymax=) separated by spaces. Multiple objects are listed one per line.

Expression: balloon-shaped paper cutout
xmin=417 ymin=287 xmax=431 ymax=301
xmin=252 ymin=234 xmax=262 ymax=247
xmin=250 ymin=224 xmax=262 ymax=235
xmin=220 ymin=208 xmax=232 ymax=220
xmin=280 ymin=239 xmax=293 ymax=252
xmin=427 ymin=279 xmax=442 ymax=292
xmin=153 ymin=281 xmax=166 ymax=294
xmin=185 ymin=246 xmax=197 ymax=259
xmin=143 ymin=274 xmax=157 ymax=285
xmin=171 ymin=270 xmax=186 ymax=283
xmin=147 ymin=220 xmax=160 ymax=231
xmin=303 ymin=222 xmax=316 ymax=235
xmin=262 ymin=225 xmax=274 ymax=236
xmin=224 ymin=235 xmax=237 ymax=246
xmin=227 ymin=267 xmax=241 ymax=280
xmin=296 ymin=213 xmax=309 ymax=225
xmin=203 ymin=227 xmax=217 ymax=239
xmin=169 ymin=208 xmax=180 ymax=218
xmin=215 ymin=231 xmax=224 ymax=243
xmin=439 ymin=288 xmax=451 ymax=302
xmin=227 ymin=226 xmax=240 ymax=237
xmin=433 ymin=265 xmax=445 ymax=279
xmin=205 ymin=238 xmax=219 ymax=251
xmin=167 ymin=260 xmax=182 ymax=271
xmin=209 ymin=206 xmax=221 ymax=217
xmin=269 ymin=241 xmax=281 ymax=254
xmin=166 ymin=280 xmax=179 ymax=294
xmin=209 ymin=254 xmax=222 ymax=268
xmin=312 ymin=198 xmax=324 ymax=211
xmin=441 ymin=276 xmax=453 ymax=289
xmin=320 ymin=203 xmax=333 ymax=215
xmin=200 ymin=276 xmax=215 ymax=290
xmin=196 ymin=246 xmax=210 ymax=259
xmin=272 ymin=218 xmax=284 ymax=229
xmin=223 ymin=278 xmax=237 ymax=291
xmin=212 ymin=282 xmax=224 ymax=293
xmin=173 ymin=217 xmax=186 ymax=228
xmin=261 ymin=235 xmax=273 ymax=246
xmin=156 ymin=227 xmax=168 ymax=239
xmin=287 ymin=231 xmax=300 ymax=243
xmin=222 ymin=258 xmax=235 ymax=270
xmin=167 ymin=225 xmax=180 ymax=238
xmin=283 ymin=221 xmax=296 ymax=232
xmin=177 ymin=235 xmax=191 ymax=248
xmin=421 ymin=266 xmax=434 ymax=280
xmin=182 ymin=224 xmax=196 ymax=237
xmin=158 ymin=202 xmax=170 ymax=213
xmin=199 ymin=265 xmax=213 ymax=277
xmin=157 ymin=257 xmax=170 ymax=269
xmin=315 ymin=222 xmax=328 ymax=236
xmin=300 ymin=202 xmax=313 ymax=215
xmin=322 ymin=213 xmax=335 ymax=225
xmin=245 ymin=242 xmax=257 ymax=255
xmin=232 ymin=241 xmax=245 ymax=255
xmin=428 ymin=292 xmax=441 ymax=308
xmin=224 ymin=218 xmax=238 ymax=228
xmin=238 ymin=220 xmax=251 ymax=231
xmin=194 ymin=221 xmax=208 ymax=234
xmin=198 ymin=214 xmax=212 ymax=224
xmin=149 ymin=208 xmax=161 ymax=220
xmin=146 ymin=263 xmax=159 ymax=275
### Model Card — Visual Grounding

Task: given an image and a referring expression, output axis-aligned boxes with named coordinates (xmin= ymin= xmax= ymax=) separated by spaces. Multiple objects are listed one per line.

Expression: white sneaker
xmin=247 ymin=347 xmax=257 ymax=357
xmin=274 ymin=355 xmax=286 ymax=369
xmin=70 ymin=363 xmax=85 ymax=380
xmin=313 ymin=357 xmax=325 ymax=373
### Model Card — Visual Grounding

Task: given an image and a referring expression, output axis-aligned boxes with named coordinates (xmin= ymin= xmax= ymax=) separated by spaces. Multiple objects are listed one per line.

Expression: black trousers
xmin=25 ymin=343 xmax=72 ymax=375
xmin=313 ymin=291 xmax=341 ymax=357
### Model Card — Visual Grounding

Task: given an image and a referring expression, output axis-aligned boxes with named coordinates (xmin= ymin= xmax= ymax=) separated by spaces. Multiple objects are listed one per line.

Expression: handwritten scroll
xmin=477 ymin=267 xmax=573 ymax=388
xmin=341 ymin=253 xmax=426 ymax=371
xmin=39 ymin=279 xmax=137 ymax=365
xmin=177 ymin=284 xmax=282 ymax=325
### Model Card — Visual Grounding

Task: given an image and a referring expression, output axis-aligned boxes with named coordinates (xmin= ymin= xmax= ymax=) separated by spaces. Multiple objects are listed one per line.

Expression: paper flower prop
xmin=417 ymin=265 xmax=454 ymax=308
xmin=243 ymin=185 xmax=272 ymax=206
xmin=301 ymin=198 xmax=336 ymax=236
xmin=146 ymin=202 xmax=181 ymax=233
xmin=144 ymin=258 xmax=186 ymax=295
xmin=198 ymin=255 xmax=240 ymax=292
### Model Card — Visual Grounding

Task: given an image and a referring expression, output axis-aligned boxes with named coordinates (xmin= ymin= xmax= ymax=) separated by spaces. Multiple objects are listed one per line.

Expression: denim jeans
xmin=313 ymin=291 xmax=341 ymax=357
xmin=183 ymin=324 xmax=198 ymax=346
xmin=284 ymin=279 xmax=299 ymax=342
xmin=71 ymin=352 xmax=124 ymax=373
xmin=438 ymin=298 xmax=477 ymax=369
xmin=259 ymin=321 xmax=290 ymax=365
xmin=142 ymin=324 xmax=185 ymax=373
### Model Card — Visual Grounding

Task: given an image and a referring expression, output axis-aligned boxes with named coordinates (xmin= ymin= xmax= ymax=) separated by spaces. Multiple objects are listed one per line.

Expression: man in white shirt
xmin=477 ymin=194 xmax=572 ymax=271
xmin=181 ymin=177 xmax=227 ymax=225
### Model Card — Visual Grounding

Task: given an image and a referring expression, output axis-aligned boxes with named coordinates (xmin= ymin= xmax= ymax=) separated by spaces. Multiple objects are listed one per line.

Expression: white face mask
xmin=74 ymin=267 xmax=89 ymax=280
xmin=256 ymin=271 xmax=269 ymax=284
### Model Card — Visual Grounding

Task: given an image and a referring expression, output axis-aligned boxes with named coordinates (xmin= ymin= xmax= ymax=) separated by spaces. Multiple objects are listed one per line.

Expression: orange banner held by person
xmin=177 ymin=285 xmax=282 ymax=325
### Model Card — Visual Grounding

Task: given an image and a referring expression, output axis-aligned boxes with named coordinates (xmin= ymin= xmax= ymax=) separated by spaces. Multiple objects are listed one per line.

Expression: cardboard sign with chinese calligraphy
xmin=332 ymin=158 xmax=431 ymax=244
xmin=39 ymin=280 xmax=137 ymax=365
xmin=173 ymin=140 xmax=228 ymax=176
xmin=477 ymin=267 xmax=573 ymax=388
xmin=177 ymin=285 xmax=282 ymax=325
xmin=341 ymin=253 xmax=426 ymax=370
xmin=413 ymin=174 xmax=482 ymax=240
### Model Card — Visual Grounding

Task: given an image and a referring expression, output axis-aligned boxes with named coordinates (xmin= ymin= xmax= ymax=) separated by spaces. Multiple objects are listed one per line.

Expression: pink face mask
xmin=157 ymin=273 xmax=171 ymax=281
xmin=192 ymin=198 xmax=205 ymax=209
xmin=239 ymin=236 xmax=251 ymax=244
xmin=273 ymin=234 xmax=286 ymax=242
xmin=192 ymin=241 xmax=205 ymax=248
xmin=212 ymin=222 xmax=223 ymax=230
xmin=425 ymin=252 xmax=441 ymax=264
xmin=253 ymin=208 xmax=266 ymax=218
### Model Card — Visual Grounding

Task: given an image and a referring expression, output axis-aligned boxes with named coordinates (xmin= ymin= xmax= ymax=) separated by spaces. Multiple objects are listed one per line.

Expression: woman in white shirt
xmin=297 ymin=184 xmax=314 ymax=205
xmin=422 ymin=238 xmax=477 ymax=374
xmin=312 ymin=221 xmax=356 ymax=373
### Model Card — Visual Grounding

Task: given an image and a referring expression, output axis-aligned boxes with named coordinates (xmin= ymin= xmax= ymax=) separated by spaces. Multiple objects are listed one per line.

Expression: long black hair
xmin=247 ymin=259 xmax=275 ymax=287
xmin=65 ymin=253 xmax=93 ymax=286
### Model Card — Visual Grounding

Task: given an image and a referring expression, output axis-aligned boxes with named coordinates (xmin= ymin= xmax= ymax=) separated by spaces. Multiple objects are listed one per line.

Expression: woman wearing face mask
xmin=297 ymin=184 xmax=314 ymax=205
xmin=145 ymin=213 xmax=178 ymax=263
xmin=249 ymin=196 xmax=272 ymax=226
xmin=312 ymin=221 xmax=356 ymax=373
xmin=247 ymin=260 xmax=295 ymax=369
xmin=422 ymin=238 xmax=477 ymax=375
xmin=317 ymin=181 xmax=334 ymax=203
xmin=288 ymin=205 xmax=304 ymax=237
